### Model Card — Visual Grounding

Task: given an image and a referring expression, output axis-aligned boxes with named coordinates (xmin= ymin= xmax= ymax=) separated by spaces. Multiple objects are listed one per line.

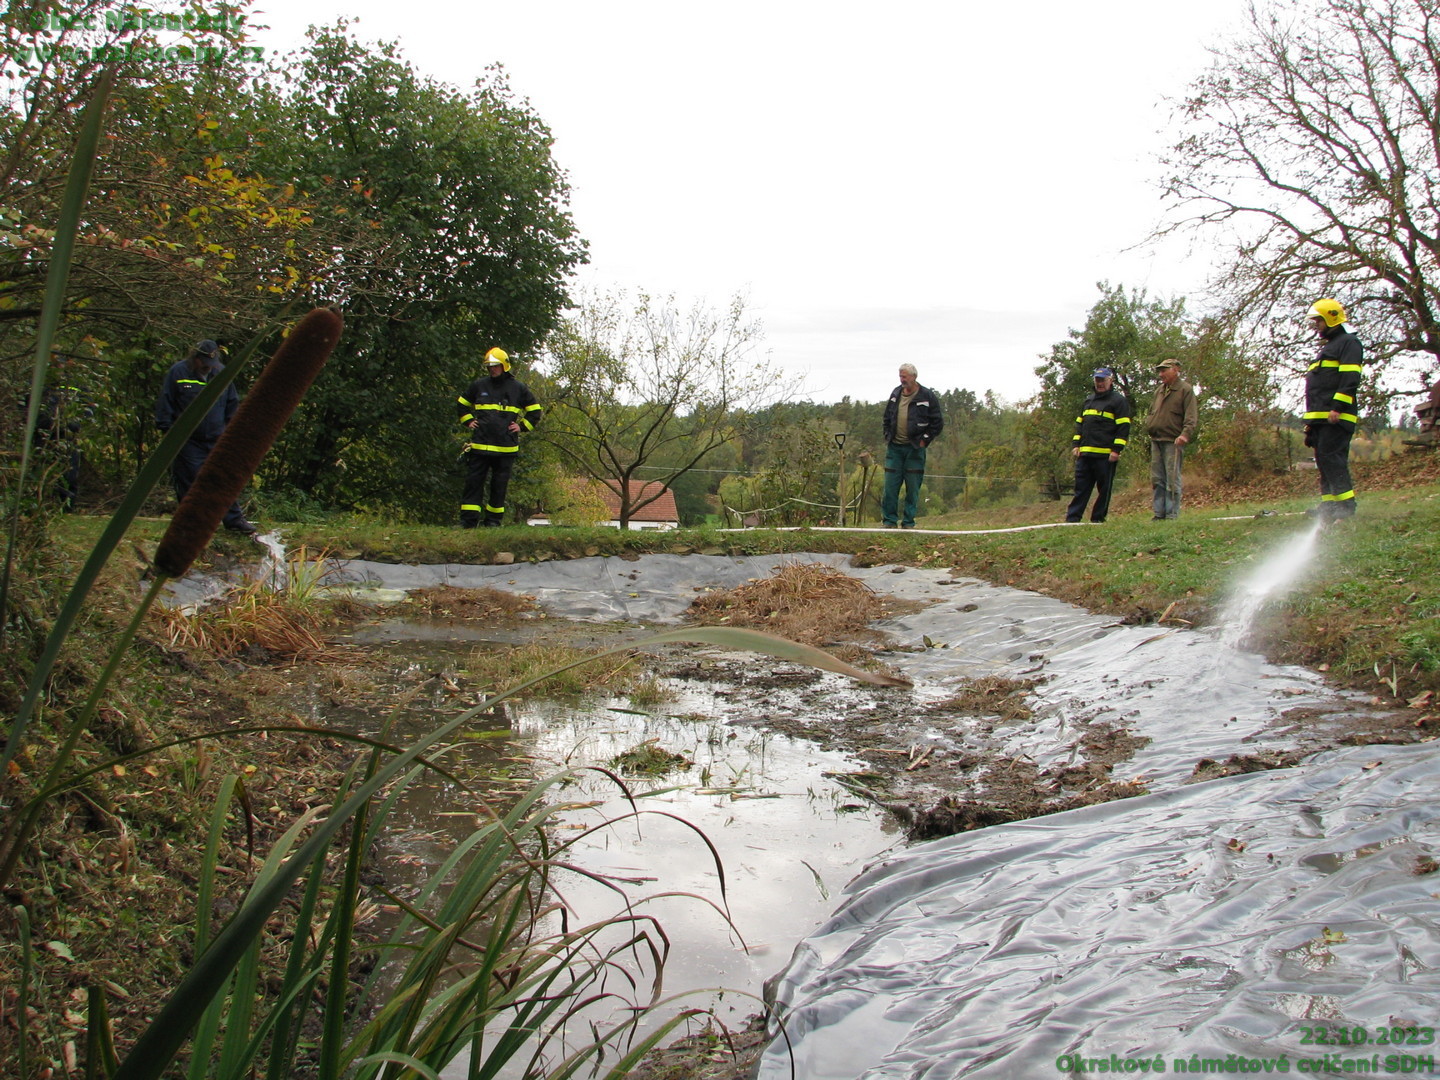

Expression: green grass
xmin=252 ymin=471 xmax=1440 ymax=701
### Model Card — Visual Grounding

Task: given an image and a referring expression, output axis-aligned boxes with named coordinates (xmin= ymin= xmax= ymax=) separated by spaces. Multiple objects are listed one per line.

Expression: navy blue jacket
xmin=155 ymin=357 xmax=238 ymax=444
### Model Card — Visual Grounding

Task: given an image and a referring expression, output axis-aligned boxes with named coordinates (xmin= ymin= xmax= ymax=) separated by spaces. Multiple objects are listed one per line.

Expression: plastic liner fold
xmin=757 ymin=741 xmax=1440 ymax=1078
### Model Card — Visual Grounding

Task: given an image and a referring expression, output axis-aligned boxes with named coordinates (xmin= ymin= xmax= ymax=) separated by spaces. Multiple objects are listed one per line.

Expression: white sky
xmin=247 ymin=0 xmax=1253 ymax=405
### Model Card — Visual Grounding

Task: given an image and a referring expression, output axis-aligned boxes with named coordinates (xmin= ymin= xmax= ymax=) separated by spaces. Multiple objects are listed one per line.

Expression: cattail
xmin=154 ymin=308 xmax=343 ymax=578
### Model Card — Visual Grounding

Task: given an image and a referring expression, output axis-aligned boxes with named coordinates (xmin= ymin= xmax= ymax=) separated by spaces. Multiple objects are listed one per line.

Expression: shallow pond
xmin=230 ymin=536 xmax=1413 ymax=1077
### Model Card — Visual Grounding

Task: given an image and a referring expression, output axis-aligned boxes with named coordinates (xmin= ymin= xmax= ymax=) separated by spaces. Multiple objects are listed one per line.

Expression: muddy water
xmin=314 ymin=623 xmax=901 ymax=1070
xmin=284 ymin=542 xmax=1399 ymax=1076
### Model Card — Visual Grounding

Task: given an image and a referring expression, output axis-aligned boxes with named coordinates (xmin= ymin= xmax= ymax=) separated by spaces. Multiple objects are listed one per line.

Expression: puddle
xmin=514 ymin=689 xmax=899 ymax=1001
xmin=281 ymin=627 xmax=899 ymax=1071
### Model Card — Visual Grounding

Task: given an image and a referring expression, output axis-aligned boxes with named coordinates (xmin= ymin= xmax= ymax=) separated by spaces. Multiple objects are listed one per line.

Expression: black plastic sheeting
xmin=757 ymin=741 xmax=1440 ymax=1078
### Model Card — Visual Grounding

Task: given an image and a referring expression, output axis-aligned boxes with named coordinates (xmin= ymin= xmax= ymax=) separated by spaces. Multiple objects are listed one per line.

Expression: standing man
xmin=1144 ymin=358 xmax=1198 ymax=521
xmin=1303 ymin=298 xmax=1363 ymax=521
xmin=880 ymin=363 xmax=944 ymax=529
xmin=33 ymin=353 xmax=92 ymax=510
xmin=155 ymin=339 xmax=257 ymax=536
xmin=457 ymin=347 xmax=541 ymax=528
xmin=1065 ymin=366 xmax=1131 ymax=524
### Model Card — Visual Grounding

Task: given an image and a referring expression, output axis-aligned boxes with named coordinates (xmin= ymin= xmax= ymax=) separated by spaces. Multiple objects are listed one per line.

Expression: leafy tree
xmin=0 ymin=2 xmax=364 ymax=515
xmin=538 ymin=290 xmax=795 ymax=528
xmin=0 ymin=2 xmax=333 ymax=364
xmin=719 ymin=417 xmax=838 ymax=526
xmin=252 ymin=27 xmax=586 ymax=518
xmin=547 ymin=476 xmax=611 ymax=526
xmin=1025 ymin=283 xmax=1189 ymax=496
xmin=1160 ymin=0 xmax=1440 ymax=409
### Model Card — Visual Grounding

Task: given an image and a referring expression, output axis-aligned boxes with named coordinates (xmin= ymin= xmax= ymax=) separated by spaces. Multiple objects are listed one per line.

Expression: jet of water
xmin=1216 ymin=521 xmax=1322 ymax=651
xmin=254 ymin=532 xmax=288 ymax=592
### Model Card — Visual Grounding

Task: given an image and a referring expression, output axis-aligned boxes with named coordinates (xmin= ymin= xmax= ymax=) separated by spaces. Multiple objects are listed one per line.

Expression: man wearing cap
xmin=1144 ymin=359 xmax=1198 ymax=520
xmin=1065 ymin=367 xmax=1131 ymax=524
xmin=1303 ymin=298 xmax=1363 ymax=520
xmin=880 ymin=363 xmax=945 ymax=528
xmin=457 ymin=347 xmax=541 ymax=528
xmin=154 ymin=339 xmax=257 ymax=536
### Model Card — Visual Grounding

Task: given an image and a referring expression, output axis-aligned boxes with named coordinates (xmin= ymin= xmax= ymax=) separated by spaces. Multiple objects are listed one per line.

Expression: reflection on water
xmin=516 ymin=690 xmax=900 ymax=997
xmin=286 ymin=628 xmax=899 ymax=1076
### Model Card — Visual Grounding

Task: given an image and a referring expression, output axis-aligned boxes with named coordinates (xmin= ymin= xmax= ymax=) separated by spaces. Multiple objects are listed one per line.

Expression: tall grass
xmin=101 ymin=625 xmax=901 ymax=1080
xmin=175 ymin=758 xmax=737 ymax=1080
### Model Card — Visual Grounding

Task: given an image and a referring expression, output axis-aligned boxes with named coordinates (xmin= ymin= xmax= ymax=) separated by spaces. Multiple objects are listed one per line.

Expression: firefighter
xmin=1065 ymin=366 xmax=1131 ymax=524
xmin=155 ymin=339 xmax=258 ymax=536
xmin=456 ymin=347 xmax=541 ymax=528
xmin=1302 ymin=298 xmax=1363 ymax=521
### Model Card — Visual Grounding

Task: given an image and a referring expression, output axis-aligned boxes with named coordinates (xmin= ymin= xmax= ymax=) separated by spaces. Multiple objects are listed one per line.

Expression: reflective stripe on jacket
xmin=1073 ymin=387 xmax=1131 ymax=455
xmin=458 ymin=371 xmax=541 ymax=453
xmin=1304 ymin=327 xmax=1363 ymax=428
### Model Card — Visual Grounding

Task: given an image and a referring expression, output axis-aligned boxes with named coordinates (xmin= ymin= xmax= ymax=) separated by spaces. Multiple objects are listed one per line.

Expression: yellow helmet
xmin=484 ymin=346 xmax=510 ymax=373
xmin=1308 ymin=299 xmax=1348 ymax=328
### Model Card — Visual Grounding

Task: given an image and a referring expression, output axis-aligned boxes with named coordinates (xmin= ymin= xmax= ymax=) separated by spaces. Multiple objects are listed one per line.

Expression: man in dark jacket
xmin=457 ymin=347 xmax=542 ymax=527
xmin=1065 ymin=366 xmax=1131 ymax=524
xmin=154 ymin=339 xmax=257 ymax=536
xmin=880 ymin=363 xmax=944 ymax=528
xmin=1303 ymin=298 xmax=1363 ymax=521
xmin=32 ymin=353 xmax=92 ymax=510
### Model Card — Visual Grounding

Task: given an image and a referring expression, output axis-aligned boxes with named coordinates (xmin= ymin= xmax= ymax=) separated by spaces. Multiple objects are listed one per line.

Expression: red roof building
xmin=597 ymin=480 xmax=679 ymax=530
xmin=527 ymin=479 xmax=680 ymax=530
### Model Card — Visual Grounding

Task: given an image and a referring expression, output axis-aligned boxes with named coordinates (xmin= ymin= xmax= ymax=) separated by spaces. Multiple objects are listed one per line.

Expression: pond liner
xmin=755 ymin=739 xmax=1440 ymax=1079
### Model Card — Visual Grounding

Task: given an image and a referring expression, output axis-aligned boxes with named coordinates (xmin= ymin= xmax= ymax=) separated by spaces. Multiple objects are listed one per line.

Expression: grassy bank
xmin=254 ymin=451 xmax=1440 ymax=702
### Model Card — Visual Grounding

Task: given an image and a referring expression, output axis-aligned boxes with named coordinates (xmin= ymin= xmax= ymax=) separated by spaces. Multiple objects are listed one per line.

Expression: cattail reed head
xmin=154 ymin=308 xmax=343 ymax=579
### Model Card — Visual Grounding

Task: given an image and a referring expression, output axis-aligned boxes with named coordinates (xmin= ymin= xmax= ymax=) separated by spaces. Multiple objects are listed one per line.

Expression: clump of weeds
xmin=463 ymin=641 xmax=659 ymax=699
xmin=608 ymin=738 xmax=693 ymax=777
xmin=403 ymin=584 xmax=538 ymax=619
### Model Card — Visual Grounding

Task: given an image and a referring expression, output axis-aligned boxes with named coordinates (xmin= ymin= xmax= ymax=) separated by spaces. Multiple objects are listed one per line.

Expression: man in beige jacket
xmin=1145 ymin=359 xmax=1198 ymax=520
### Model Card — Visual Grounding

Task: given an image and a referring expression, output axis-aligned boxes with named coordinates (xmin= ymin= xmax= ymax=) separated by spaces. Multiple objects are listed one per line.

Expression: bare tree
xmin=1159 ymin=0 xmax=1440 ymax=407
xmin=537 ymin=290 xmax=799 ymax=528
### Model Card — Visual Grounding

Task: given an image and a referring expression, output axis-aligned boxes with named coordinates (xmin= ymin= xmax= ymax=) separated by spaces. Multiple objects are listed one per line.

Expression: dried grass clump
xmin=686 ymin=563 xmax=886 ymax=646
xmin=405 ymin=585 xmax=537 ymax=619
xmin=934 ymin=676 xmax=1038 ymax=721
xmin=152 ymin=580 xmax=341 ymax=661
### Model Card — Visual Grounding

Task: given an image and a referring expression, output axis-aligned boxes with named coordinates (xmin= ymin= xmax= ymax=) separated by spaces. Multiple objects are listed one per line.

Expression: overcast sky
xmin=249 ymin=0 xmax=1253 ymax=405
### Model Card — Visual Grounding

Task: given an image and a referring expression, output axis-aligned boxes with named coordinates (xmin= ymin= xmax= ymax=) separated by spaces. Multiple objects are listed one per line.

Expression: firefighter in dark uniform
xmin=1303 ymin=298 xmax=1363 ymax=521
xmin=456 ymin=347 xmax=541 ymax=528
xmin=32 ymin=353 xmax=92 ymax=510
xmin=154 ymin=339 xmax=257 ymax=536
xmin=1065 ymin=366 xmax=1131 ymax=524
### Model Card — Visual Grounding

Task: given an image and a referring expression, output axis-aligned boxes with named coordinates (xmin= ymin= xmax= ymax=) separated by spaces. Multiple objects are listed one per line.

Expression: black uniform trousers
xmin=1066 ymin=454 xmax=1116 ymax=523
xmin=460 ymin=451 xmax=514 ymax=527
xmin=1313 ymin=423 xmax=1357 ymax=514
